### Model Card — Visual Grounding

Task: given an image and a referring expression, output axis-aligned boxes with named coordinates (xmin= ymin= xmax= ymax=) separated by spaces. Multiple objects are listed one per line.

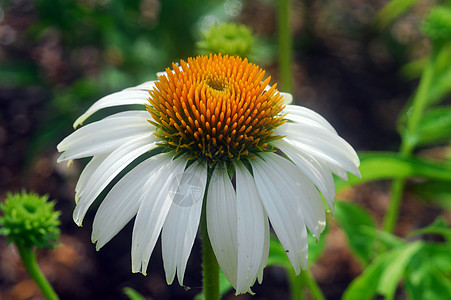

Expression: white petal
xmin=207 ymin=163 xmax=238 ymax=288
xmin=58 ymin=111 xmax=153 ymax=162
xmin=251 ymin=156 xmax=309 ymax=273
xmin=279 ymin=122 xmax=360 ymax=177
xmin=273 ymin=139 xmax=336 ymax=212
xmin=283 ymin=105 xmax=337 ymax=134
xmin=161 ymin=160 xmax=208 ymax=285
xmin=131 ymin=154 xmax=188 ymax=275
xmin=91 ymin=152 xmax=171 ymax=250
xmin=280 ymin=92 xmax=293 ymax=105
xmin=125 ymin=80 xmax=156 ymax=91
xmin=73 ymin=82 xmax=155 ymax=128
xmin=257 ymin=212 xmax=270 ymax=284
xmin=261 ymin=153 xmax=326 ymax=238
xmin=235 ymin=162 xmax=266 ymax=294
xmin=75 ymin=154 xmax=108 ymax=204
xmin=73 ymin=134 xmax=155 ymax=226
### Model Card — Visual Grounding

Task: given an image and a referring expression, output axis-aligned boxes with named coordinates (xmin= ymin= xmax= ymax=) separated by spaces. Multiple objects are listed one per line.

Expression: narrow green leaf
xmin=343 ymin=242 xmax=422 ymax=300
xmin=360 ymin=226 xmax=405 ymax=249
xmin=373 ymin=0 xmax=421 ymax=28
xmin=413 ymin=180 xmax=451 ymax=209
xmin=336 ymin=152 xmax=451 ymax=191
xmin=377 ymin=242 xmax=423 ymax=299
xmin=408 ymin=217 xmax=451 ymax=243
xmin=123 ymin=287 xmax=146 ymax=300
xmin=417 ymin=106 xmax=451 ymax=146
xmin=334 ymin=202 xmax=376 ymax=265
xmin=342 ymin=251 xmax=390 ymax=300
xmin=405 ymin=243 xmax=451 ymax=300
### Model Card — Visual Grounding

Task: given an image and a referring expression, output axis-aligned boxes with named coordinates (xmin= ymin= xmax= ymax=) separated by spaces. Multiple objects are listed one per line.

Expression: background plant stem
xmin=278 ymin=0 xmax=293 ymax=93
xmin=383 ymin=49 xmax=437 ymax=233
xmin=16 ymin=244 xmax=59 ymax=300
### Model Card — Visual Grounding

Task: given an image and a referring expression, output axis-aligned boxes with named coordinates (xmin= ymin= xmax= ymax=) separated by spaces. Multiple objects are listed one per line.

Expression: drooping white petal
xmin=91 ymin=152 xmax=171 ymax=250
xmin=261 ymin=153 xmax=326 ymax=238
xmin=161 ymin=160 xmax=208 ymax=285
xmin=75 ymin=154 xmax=108 ymax=204
xmin=73 ymin=134 xmax=155 ymax=226
xmin=73 ymin=82 xmax=155 ymax=128
xmin=58 ymin=111 xmax=153 ymax=162
xmin=283 ymin=105 xmax=337 ymax=134
xmin=251 ymin=156 xmax=309 ymax=273
xmin=273 ymin=139 xmax=336 ymax=212
xmin=279 ymin=122 xmax=360 ymax=177
xmin=131 ymin=154 xmax=188 ymax=275
xmin=207 ymin=164 xmax=238 ymax=288
xmin=257 ymin=211 xmax=270 ymax=284
xmin=235 ymin=162 xmax=266 ymax=294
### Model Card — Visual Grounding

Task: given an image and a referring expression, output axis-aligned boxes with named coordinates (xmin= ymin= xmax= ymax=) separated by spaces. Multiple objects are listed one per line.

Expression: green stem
xmin=16 ymin=243 xmax=59 ymax=300
xmin=278 ymin=0 xmax=293 ymax=93
xmin=383 ymin=49 xmax=437 ymax=233
xmin=302 ymin=270 xmax=326 ymax=300
xmin=288 ymin=269 xmax=326 ymax=300
xmin=288 ymin=269 xmax=304 ymax=300
xmin=201 ymin=179 xmax=220 ymax=300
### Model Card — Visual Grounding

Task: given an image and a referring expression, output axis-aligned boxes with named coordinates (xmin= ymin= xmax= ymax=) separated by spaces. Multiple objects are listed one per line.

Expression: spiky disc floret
xmin=147 ymin=54 xmax=286 ymax=164
xmin=0 ymin=191 xmax=60 ymax=249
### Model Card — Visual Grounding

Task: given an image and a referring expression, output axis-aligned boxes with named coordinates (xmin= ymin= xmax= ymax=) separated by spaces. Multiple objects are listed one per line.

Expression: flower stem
xmin=288 ymin=269 xmax=326 ymax=300
xmin=278 ymin=0 xmax=293 ymax=93
xmin=302 ymin=270 xmax=326 ymax=300
xmin=16 ymin=243 xmax=59 ymax=300
xmin=288 ymin=269 xmax=304 ymax=300
xmin=200 ymin=185 xmax=220 ymax=300
xmin=383 ymin=49 xmax=437 ymax=233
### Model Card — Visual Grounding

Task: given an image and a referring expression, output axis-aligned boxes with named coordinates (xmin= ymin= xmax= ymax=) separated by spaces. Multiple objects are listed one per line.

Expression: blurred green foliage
xmin=1 ymin=0 xmax=232 ymax=162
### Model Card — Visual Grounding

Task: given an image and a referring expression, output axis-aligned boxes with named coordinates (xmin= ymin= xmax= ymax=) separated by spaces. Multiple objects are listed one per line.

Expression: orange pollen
xmin=147 ymin=54 xmax=286 ymax=162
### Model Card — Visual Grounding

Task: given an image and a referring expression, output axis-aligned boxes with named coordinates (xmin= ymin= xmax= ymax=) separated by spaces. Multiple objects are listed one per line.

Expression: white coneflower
xmin=57 ymin=54 xmax=360 ymax=294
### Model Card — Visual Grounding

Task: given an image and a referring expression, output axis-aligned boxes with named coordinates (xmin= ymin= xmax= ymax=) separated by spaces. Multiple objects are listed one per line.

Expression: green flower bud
xmin=197 ymin=22 xmax=254 ymax=58
xmin=422 ymin=7 xmax=451 ymax=44
xmin=0 ymin=191 xmax=60 ymax=249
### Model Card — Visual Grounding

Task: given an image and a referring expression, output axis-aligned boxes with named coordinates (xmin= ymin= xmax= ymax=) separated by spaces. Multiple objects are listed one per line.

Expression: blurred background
xmin=0 ymin=0 xmax=444 ymax=299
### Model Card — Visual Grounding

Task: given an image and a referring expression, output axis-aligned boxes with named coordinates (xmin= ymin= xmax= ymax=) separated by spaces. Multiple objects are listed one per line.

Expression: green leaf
xmin=428 ymin=67 xmax=451 ymax=106
xmin=377 ymin=242 xmax=423 ymax=299
xmin=408 ymin=217 xmax=451 ymax=243
xmin=123 ymin=287 xmax=146 ymax=300
xmin=417 ymin=106 xmax=451 ymax=146
xmin=335 ymin=152 xmax=451 ymax=191
xmin=342 ymin=242 xmax=423 ymax=300
xmin=374 ymin=0 xmax=421 ymax=28
xmin=405 ymin=243 xmax=451 ymax=300
xmin=342 ymin=251 xmax=389 ymax=300
xmin=360 ymin=226 xmax=405 ymax=249
xmin=334 ymin=202 xmax=377 ymax=265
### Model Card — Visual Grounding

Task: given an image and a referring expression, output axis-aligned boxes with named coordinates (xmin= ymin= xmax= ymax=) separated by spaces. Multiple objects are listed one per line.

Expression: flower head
xmin=197 ymin=23 xmax=255 ymax=58
xmin=57 ymin=54 xmax=360 ymax=293
xmin=0 ymin=191 xmax=60 ymax=249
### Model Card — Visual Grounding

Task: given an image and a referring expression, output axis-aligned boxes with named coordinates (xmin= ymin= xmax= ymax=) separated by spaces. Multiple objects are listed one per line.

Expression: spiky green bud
xmin=422 ymin=7 xmax=451 ymax=44
xmin=197 ymin=22 xmax=254 ymax=58
xmin=0 ymin=191 xmax=60 ymax=249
